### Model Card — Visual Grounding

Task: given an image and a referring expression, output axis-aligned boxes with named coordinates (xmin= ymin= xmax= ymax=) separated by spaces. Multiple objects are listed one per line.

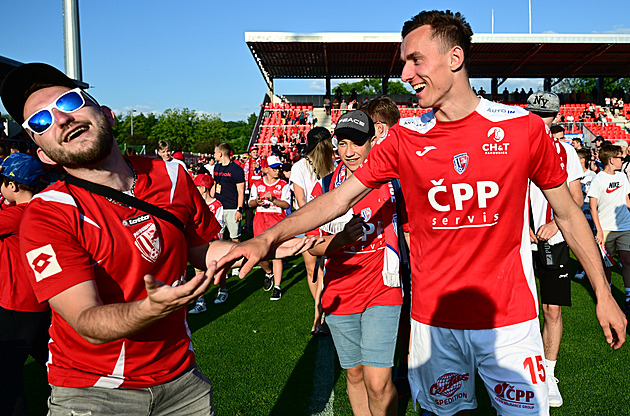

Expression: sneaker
xmin=214 ymin=290 xmax=228 ymax=304
xmin=231 ymin=268 xmax=240 ymax=277
xmin=574 ymin=270 xmax=586 ymax=280
xmin=189 ymin=301 xmax=207 ymax=315
xmin=263 ymin=273 xmax=274 ymax=291
xmin=270 ymin=287 xmax=282 ymax=301
xmin=547 ymin=376 xmax=563 ymax=407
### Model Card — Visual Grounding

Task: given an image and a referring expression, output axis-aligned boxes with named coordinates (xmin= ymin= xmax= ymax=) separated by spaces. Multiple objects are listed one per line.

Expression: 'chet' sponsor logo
xmin=494 ymin=383 xmax=535 ymax=409
xmin=483 ymin=127 xmax=510 ymax=155
xmin=122 ymin=214 xmax=151 ymax=227
xmin=429 ymin=180 xmax=500 ymax=229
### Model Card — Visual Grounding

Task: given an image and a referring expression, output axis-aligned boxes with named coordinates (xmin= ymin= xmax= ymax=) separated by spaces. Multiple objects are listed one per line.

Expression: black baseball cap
xmin=304 ymin=127 xmax=332 ymax=154
xmin=1 ymin=63 xmax=81 ymax=125
xmin=334 ymin=110 xmax=375 ymax=145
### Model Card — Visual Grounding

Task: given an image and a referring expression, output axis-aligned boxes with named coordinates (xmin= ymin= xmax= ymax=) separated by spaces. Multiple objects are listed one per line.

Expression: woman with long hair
xmin=290 ymin=127 xmax=335 ymax=334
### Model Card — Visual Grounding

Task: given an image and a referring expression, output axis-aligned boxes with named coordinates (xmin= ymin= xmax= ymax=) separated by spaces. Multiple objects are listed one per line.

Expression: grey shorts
xmin=222 ymin=209 xmax=241 ymax=239
xmin=47 ymin=365 xmax=214 ymax=416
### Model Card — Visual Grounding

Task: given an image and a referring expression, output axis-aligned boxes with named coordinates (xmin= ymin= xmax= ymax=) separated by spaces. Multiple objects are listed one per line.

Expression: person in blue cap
xmin=0 ymin=152 xmax=49 ymax=416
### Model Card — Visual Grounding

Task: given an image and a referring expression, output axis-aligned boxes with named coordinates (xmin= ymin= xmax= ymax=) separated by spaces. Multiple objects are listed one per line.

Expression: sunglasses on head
xmin=22 ymin=87 xmax=93 ymax=135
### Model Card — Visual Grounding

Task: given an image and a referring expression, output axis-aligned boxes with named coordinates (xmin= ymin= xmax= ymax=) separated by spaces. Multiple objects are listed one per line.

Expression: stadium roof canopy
xmin=245 ymin=32 xmax=630 ymax=94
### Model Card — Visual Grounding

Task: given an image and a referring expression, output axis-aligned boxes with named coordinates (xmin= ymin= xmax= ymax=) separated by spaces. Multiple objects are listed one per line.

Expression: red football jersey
xmin=353 ymin=99 xmax=566 ymax=329
xmin=322 ymin=182 xmax=403 ymax=315
xmin=0 ymin=204 xmax=48 ymax=312
xmin=20 ymin=157 xmax=220 ymax=388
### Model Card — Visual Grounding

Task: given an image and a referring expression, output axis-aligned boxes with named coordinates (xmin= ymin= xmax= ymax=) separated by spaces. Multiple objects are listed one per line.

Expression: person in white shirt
xmin=588 ymin=144 xmax=630 ymax=314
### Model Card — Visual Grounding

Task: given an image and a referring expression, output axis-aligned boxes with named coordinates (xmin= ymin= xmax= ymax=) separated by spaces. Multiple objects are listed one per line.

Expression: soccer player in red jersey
xmin=220 ymin=10 xmax=626 ymax=416
xmin=0 ymin=63 xmax=318 ymax=415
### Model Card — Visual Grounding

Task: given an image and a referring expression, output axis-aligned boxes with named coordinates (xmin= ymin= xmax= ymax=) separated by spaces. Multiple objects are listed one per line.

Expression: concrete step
xmin=313 ymin=108 xmax=331 ymax=130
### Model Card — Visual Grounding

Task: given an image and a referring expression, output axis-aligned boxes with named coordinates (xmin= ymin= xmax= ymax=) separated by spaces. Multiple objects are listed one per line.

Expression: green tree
xmin=335 ymin=78 xmax=412 ymax=95
xmin=553 ymin=78 xmax=630 ymax=94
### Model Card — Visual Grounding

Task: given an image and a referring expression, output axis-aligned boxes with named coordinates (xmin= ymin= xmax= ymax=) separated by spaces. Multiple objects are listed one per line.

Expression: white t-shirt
xmin=289 ymin=158 xmax=320 ymax=207
xmin=587 ymin=171 xmax=630 ymax=231
xmin=581 ymin=169 xmax=597 ymax=207
xmin=530 ymin=141 xmax=584 ymax=247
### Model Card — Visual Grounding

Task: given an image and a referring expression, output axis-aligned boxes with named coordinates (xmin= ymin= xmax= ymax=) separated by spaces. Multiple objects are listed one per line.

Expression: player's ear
xmin=100 ymin=106 xmax=116 ymax=126
xmin=449 ymin=45 xmax=465 ymax=72
xmin=36 ymin=147 xmax=57 ymax=166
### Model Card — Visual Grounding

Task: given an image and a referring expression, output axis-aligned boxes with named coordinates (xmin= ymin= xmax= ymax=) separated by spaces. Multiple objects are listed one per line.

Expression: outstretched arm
xmin=542 ymin=184 xmax=627 ymax=349
xmin=218 ymin=175 xmax=372 ymax=277
xmin=48 ymin=266 xmax=215 ymax=345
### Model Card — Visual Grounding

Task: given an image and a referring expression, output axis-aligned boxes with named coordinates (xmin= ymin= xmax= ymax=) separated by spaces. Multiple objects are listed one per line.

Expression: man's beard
xmin=44 ymin=112 xmax=115 ymax=169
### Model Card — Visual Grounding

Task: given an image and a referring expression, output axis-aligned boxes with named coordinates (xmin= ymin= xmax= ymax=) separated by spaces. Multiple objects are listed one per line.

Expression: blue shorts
xmin=326 ymin=304 xmax=401 ymax=369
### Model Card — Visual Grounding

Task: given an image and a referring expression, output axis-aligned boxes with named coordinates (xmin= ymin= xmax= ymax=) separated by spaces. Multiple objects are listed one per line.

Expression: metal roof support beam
xmin=382 ymin=77 xmax=389 ymax=95
xmin=500 ymin=43 xmax=545 ymax=80
xmin=544 ymin=78 xmax=551 ymax=91
xmin=497 ymin=78 xmax=508 ymax=87
xmin=267 ymin=78 xmax=274 ymax=101
xmin=491 ymin=78 xmax=498 ymax=97
xmin=558 ymin=43 xmax=614 ymax=78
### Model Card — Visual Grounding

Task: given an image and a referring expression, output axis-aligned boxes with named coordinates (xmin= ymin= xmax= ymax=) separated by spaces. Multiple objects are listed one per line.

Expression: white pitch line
xmin=309 ymin=336 xmax=336 ymax=416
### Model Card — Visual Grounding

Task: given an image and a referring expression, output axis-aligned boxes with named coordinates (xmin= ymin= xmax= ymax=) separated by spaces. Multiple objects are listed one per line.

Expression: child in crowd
xmin=588 ymin=144 xmax=630 ymax=312
xmin=0 ymin=153 xmax=49 ymax=414
xmin=189 ymin=174 xmax=224 ymax=313
xmin=249 ymin=156 xmax=290 ymax=300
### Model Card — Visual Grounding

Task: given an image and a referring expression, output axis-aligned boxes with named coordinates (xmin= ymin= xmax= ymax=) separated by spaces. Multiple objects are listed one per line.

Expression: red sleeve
xmin=20 ymin=200 xmax=96 ymax=302
xmin=353 ymin=126 xmax=400 ymax=188
xmin=0 ymin=205 xmax=25 ymax=236
xmin=528 ymin=114 xmax=567 ymax=189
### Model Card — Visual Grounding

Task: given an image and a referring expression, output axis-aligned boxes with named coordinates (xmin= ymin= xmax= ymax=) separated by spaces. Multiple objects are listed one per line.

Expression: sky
xmin=2 ymin=0 xmax=629 ymax=122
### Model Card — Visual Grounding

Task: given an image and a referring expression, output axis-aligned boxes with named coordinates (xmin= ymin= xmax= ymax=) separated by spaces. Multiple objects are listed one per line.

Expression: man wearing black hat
xmin=222 ymin=10 xmax=625 ymax=416
xmin=0 ymin=63 xmax=312 ymax=415
xmin=526 ymin=91 xmax=585 ymax=408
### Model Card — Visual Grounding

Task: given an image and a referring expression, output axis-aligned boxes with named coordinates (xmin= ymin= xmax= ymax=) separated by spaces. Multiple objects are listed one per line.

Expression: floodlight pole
xmin=62 ymin=0 xmax=83 ymax=81
xmin=130 ymin=109 xmax=137 ymax=138
xmin=528 ymin=0 xmax=532 ymax=34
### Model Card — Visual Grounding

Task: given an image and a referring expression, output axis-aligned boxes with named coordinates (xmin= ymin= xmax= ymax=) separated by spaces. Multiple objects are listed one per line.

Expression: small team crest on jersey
xmin=258 ymin=185 xmax=266 ymax=193
xmin=360 ymin=208 xmax=372 ymax=221
xmin=453 ymin=153 xmax=469 ymax=174
xmin=134 ymin=222 xmax=162 ymax=263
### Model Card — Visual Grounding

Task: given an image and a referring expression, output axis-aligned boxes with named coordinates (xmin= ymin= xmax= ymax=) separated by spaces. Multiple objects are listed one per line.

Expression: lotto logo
xmin=26 ymin=244 xmax=63 ymax=281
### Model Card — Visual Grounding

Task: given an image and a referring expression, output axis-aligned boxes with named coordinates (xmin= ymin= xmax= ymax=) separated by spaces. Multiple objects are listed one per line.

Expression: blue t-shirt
xmin=213 ymin=161 xmax=244 ymax=209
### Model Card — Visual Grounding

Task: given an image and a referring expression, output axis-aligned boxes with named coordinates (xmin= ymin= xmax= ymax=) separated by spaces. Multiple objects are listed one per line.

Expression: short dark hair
xmin=401 ymin=10 xmax=473 ymax=71
xmin=1 ymin=175 xmax=39 ymax=194
xmin=361 ymin=97 xmax=401 ymax=128
xmin=215 ymin=142 xmax=232 ymax=155
xmin=576 ymin=148 xmax=591 ymax=162
xmin=157 ymin=140 xmax=171 ymax=151
xmin=550 ymin=125 xmax=565 ymax=135
xmin=600 ymin=144 xmax=620 ymax=166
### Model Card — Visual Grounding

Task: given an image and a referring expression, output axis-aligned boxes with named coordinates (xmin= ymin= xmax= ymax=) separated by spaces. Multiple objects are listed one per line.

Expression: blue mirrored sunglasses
xmin=22 ymin=87 xmax=89 ymax=134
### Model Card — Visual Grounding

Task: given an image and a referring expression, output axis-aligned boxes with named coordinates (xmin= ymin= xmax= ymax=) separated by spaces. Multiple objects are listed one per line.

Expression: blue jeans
xmin=47 ymin=365 xmax=214 ymax=416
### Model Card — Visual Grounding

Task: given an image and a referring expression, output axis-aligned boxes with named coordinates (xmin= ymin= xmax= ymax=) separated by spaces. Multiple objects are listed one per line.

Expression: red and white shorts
xmin=408 ymin=318 xmax=549 ymax=416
